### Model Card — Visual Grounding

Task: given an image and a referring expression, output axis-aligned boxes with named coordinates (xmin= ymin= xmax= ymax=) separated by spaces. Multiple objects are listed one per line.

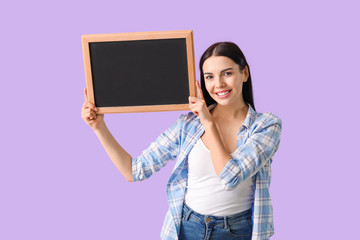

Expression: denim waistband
xmin=182 ymin=202 xmax=252 ymax=227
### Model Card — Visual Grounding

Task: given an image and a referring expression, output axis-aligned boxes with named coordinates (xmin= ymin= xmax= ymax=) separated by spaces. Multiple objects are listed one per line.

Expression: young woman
xmin=81 ymin=42 xmax=282 ymax=240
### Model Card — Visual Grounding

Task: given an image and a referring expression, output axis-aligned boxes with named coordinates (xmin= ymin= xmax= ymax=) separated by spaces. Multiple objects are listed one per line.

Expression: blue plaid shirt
xmin=132 ymin=103 xmax=282 ymax=240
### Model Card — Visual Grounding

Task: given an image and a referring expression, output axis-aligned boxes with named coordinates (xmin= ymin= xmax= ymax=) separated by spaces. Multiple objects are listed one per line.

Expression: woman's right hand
xmin=81 ymin=88 xmax=105 ymax=131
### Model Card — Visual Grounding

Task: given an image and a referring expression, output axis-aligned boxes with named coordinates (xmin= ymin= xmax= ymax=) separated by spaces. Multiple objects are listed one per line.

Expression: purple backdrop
xmin=1 ymin=0 xmax=359 ymax=239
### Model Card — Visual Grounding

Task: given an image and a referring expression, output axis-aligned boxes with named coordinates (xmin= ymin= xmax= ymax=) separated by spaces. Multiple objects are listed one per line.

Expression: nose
xmin=215 ymin=76 xmax=226 ymax=88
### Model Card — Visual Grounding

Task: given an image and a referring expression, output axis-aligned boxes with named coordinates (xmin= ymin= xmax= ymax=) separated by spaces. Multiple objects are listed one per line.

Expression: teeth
xmin=217 ymin=90 xmax=230 ymax=96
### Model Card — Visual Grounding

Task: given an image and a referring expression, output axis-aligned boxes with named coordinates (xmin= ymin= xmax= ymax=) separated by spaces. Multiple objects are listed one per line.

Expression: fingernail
xmin=95 ymin=107 xmax=98 ymax=111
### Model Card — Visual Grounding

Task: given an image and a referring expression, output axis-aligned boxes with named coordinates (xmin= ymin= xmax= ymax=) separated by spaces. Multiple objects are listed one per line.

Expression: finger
xmin=189 ymin=105 xmax=199 ymax=115
xmin=84 ymin=89 xmax=98 ymax=111
xmin=196 ymin=81 xmax=204 ymax=100
xmin=188 ymin=96 xmax=201 ymax=103
xmin=188 ymin=102 xmax=202 ymax=115
xmin=190 ymin=102 xmax=205 ymax=111
xmin=85 ymin=108 xmax=92 ymax=114
xmin=84 ymin=88 xmax=88 ymax=101
xmin=195 ymin=81 xmax=200 ymax=97
xmin=90 ymin=111 xmax=96 ymax=119
xmin=86 ymin=102 xmax=97 ymax=111
xmin=86 ymin=111 xmax=96 ymax=120
xmin=86 ymin=108 xmax=97 ymax=117
xmin=83 ymin=112 xmax=92 ymax=121
xmin=188 ymin=100 xmax=197 ymax=115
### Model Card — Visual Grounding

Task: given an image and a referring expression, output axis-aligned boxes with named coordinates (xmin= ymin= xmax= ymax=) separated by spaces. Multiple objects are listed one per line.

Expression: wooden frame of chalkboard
xmin=81 ymin=30 xmax=196 ymax=114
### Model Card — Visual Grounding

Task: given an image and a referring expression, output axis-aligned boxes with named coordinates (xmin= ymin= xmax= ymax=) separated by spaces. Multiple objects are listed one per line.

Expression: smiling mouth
xmin=216 ymin=90 xmax=232 ymax=96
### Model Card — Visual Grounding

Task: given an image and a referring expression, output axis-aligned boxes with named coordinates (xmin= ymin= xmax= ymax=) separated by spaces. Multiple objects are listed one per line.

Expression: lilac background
xmin=1 ymin=0 xmax=359 ymax=239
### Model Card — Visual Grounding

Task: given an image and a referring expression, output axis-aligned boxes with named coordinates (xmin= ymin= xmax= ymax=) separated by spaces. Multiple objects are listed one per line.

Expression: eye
xmin=205 ymin=75 xmax=213 ymax=80
xmin=224 ymin=72 xmax=232 ymax=76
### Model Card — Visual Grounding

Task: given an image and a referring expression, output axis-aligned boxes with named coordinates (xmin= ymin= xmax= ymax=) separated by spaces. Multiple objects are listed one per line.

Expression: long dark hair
xmin=199 ymin=42 xmax=256 ymax=111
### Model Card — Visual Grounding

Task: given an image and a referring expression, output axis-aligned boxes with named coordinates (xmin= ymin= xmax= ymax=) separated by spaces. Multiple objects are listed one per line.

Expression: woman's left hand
xmin=189 ymin=81 xmax=214 ymax=127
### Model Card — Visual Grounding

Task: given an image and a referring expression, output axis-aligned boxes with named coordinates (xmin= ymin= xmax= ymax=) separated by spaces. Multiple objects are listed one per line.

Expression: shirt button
xmin=205 ymin=217 xmax=211 ymax=223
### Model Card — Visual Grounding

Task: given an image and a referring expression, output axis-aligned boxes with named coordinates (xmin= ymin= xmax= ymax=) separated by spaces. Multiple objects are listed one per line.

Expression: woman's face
xmin=202 ymin=56 xmax=248 ymax=106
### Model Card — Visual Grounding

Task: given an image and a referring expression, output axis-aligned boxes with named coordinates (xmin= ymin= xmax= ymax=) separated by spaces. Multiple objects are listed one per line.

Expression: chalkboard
xmin=81 ymin=30 xmax=196 ymax=113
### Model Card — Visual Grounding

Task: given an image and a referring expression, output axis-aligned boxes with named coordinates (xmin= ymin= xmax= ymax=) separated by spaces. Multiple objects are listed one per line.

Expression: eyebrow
xmin=204 ymin=68 xmax=233 ymax=75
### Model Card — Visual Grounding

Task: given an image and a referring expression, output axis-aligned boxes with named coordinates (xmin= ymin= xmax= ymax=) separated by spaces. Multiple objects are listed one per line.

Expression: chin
xmin=214 ymin=99 xmax=231 ymax=106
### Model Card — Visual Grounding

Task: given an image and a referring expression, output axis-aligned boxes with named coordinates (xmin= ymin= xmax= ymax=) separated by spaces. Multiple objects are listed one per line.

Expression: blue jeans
xmin=179 ymin=203 xmax=252 ymax=240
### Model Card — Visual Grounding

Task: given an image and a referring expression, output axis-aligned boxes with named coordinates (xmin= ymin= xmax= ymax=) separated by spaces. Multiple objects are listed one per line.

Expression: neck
xmin=212 ymin=100 xmax=249 ymax=120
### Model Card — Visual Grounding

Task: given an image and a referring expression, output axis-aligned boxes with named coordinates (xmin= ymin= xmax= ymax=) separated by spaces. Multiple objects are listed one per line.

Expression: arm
xmin=201 ymin=121 xmax=232 ymax=176
xmin=191 ymin=105 xmax=282 ymax=188
xmin=132 ymin=114 xmax=183 ymax=182
xmin=81 ymin=88 xmax=183 ymax=183
xmin=94 ymin=123 xmax=133 ymax=182
xmin=188 ymin=81 xmax=233 ymax=176
xmin=188 ymin=81 xmax=231 ymax=176
xmin=188 ymin=83 xmax=282 ymax=190
xmin=81 ymin=88 xmax=132 ymax=182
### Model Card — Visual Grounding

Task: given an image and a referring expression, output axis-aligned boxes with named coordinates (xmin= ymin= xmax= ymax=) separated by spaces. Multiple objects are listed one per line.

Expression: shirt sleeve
xmin=132 ymin=114 xmax=184 ymax=182
xmin=218 ymin=112 xmax=282 ymax=190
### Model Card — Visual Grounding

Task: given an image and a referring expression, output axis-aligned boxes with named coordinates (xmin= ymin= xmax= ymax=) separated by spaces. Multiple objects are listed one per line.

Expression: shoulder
xmin=250 ymin=111 xmax=282 ymax=133
xmin=174 ymin=111 xmax=202 ymax=133
xmin=256 ymin=112 xmax=282 ymax=125
xmin=169 ymin=111 xmax=199 ymax=128
xmin=183 ymin=111 xmax=198 ymax=123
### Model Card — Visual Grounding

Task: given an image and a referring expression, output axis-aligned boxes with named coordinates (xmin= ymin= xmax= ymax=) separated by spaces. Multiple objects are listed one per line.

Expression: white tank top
xmin=184 ymin=138 xmax=254 ymax=216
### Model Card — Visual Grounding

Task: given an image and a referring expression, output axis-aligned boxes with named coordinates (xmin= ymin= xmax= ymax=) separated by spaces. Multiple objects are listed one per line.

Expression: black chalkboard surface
xmin=82 ymin=30 xmax=196 ymax=113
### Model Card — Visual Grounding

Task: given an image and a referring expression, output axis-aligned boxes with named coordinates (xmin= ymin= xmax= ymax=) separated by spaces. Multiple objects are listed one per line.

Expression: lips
xmin=215 ymin=89 xmax=232 ymax=98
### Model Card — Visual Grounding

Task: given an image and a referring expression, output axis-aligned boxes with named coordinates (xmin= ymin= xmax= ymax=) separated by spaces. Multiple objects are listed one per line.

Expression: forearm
xmin=94 ymin=123 xmax=133 ymax=182
xmin=203 ymin=121 xmax=231 ymax=176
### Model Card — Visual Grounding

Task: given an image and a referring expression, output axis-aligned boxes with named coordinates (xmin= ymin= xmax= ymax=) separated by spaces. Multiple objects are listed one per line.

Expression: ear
xmin=243 ymin=65 xmax=249 ymax=82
